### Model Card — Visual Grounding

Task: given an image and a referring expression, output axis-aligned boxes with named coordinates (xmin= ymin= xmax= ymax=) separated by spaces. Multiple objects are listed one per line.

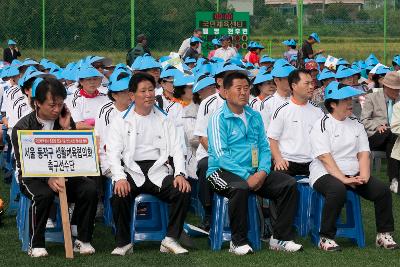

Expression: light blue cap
xmin=193 ymin=75 xmax=215 ymax=93
xmin=317 ymin=68 xmax=335 ymax=81
xmin=253 ymin=73 xmax=273 ymax=85
xmin=282 ymin=39 xmax=296 ymax=46
xmin=315 ymin=55 xmax=326 ymax=64
xmin=335 ymin=65 xmax=357 ymax=79
xmin=366 ymin=54 xmax=379 ymax=65
xmin=20 ymin=59 xmax=39 ymax=67
xmin=108 ymin=67 xmax=130 ymax=83
xmin=11 ymin=59 xmax=22 ymax=67
xmin=309 ymin=32 xmax=320 ymax=43
xmin=289 ymin=54 xmax=298 ymax=62
xmin=215 ymin=62 xmax=246 ymax=76
xmin=271 ymin=63 xmax=296 ymax=78
xmin=173 ymin=74 xmax=195 ymax=87
xmin=210 ymin=57 xmax=224 ymax=63
xmin=49 ymin=66 xmax=64 ymax=80
xmin=273 ymin=58 xmax=290 ymax=68
xmin=337 ymin=58 xmax=349 ymax=66
xmin=366 ymin=64 xmax=376 ymax=71
xmin=184 ymin=57 xmax=197 ymax=64
xmin=259 ymin=55 xmax=275 ymax=64
xmin=190 ymin=36 xmax=203 ymax=43
xmin=160 ymin=67 xmax=180 ymax=79
xmin=159 ymin=56 xmax=171 ymax=63
xmin=40 ymin=59 xmax=59 ymax=70
xmin=31 ymin=77 xmax=44 ymax=98
xmin=374 ymin=65 xmax=390 ymax=75
xmin=324 ymin=81 xmax=364 ymax=101
xmin=108 ymin=75 xmax=131 ymax=92
xmin=8 ymin=39 xmax=16 ymax=45
xmin=85 ymin=55 xmax=112 ymax=66
xmin=351 ymin=63 xmax=362 ymax=74
xmin=136 ymin=54 xmax=161 ymax=70
xmin=3 ymin=65 xmax=20 ymax=78
xmin=62 ymin=62 xmax=78 ymax=81
xmin=77 ymin=64 xmax=103 ymax=79
xmin=18 ymin=66 xmax=42 ymax=87
xmin=245 ymin=62 xmax=255 ymax=69
xmin=212 ymin=38 xmax=222 ymax=46
xmin=248 ymin=41 xmax=264 ymax=50
xmin=392 ymin=55 xmax=400 ymax=66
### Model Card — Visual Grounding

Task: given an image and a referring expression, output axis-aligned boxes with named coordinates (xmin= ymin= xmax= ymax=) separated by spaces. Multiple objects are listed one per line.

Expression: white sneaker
xmin=28 ymin=248 xmax=48 ymax=257
xmin=46 ymin=218 xmax=56 ymax=228
xmin=269 ymin=236 xmax=303 ymax=252
xmin=390 ymin=179 xmax=398 ymax=194
xmin=228 ymin=241 xmax=253 ymax=255
xmin=73 ymin=240 xmax=95 ymax=255
xmin=318 ymin=237 xmax=341 ymax=251
xmin=111 ymin=243 xmax=133 ymax=256
xmin=376 ymin=233 xmax=399 ymax=249
xmin=160 ymin=237 xmax=188 ymax=254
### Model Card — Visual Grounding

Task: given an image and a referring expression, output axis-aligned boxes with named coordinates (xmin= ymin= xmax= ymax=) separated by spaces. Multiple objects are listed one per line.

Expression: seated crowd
xmin=1 ymin=33 xmax=400 ymax=258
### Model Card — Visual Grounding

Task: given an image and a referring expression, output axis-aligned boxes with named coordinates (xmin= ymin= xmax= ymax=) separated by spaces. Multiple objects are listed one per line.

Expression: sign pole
xmin=58 ymin=177 xmax=74 ymax=259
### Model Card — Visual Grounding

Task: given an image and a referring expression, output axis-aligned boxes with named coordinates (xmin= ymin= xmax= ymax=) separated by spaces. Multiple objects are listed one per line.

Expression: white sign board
xmin=18 ymin=130 xmax=100 ymax=177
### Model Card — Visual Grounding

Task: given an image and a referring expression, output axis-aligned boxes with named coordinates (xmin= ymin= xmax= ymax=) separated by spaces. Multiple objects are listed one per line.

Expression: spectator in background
xmin=208 ymin=39 xmax=222 ymax=60
xmin=244 ymin=41 xmax=264 ymax=67
xmin=300 ymin=33 xmax=324 ymax=61
xmin=126 ymin=34 xmax=151 ymax=67
xmin=214 ymin=36 xmax=237 ymax=62
xmin=182 ymin=37 xmax=203 ymax=61
xmin=3 ymin=40 xmax=21 ymax=64
xmin=282 ymin=39 xmax=298 ymax=62
xmin=178 ymin=29 xmax=203 ymax=57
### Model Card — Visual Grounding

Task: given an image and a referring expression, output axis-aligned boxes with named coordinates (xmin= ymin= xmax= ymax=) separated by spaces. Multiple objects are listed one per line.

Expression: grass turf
xmin=0 ymin=165 xmax=399 ymax=266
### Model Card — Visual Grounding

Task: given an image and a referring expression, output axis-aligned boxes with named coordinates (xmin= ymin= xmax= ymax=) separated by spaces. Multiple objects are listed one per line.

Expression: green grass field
xmin=0 ymin=164 xmax=399 ymax=267
xmin=22 ymin=37 xmax=400 ymax=67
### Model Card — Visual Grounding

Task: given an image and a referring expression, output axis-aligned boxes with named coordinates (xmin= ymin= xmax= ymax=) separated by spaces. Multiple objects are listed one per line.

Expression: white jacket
xmin=106 ymin=105 xmax=187 ymax=187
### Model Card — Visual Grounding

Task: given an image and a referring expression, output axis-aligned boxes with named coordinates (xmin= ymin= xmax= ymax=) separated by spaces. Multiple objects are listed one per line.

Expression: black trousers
xmin=19 ymin=177 xmax=98 ymax=248
xmin=313 ymin=174 xmax=394 ymax=239
xmin=275 ymin=161 xmax=310 ymax=177
xmin=368 ymin=130 xmax=400 ymax=181
xmin=207 ymin=169 xmax=297 ymax=246
xmin=196 ymin=157 xmax=213 ymax=217
xmin=111 ymin=160 xmax=191 ymax=247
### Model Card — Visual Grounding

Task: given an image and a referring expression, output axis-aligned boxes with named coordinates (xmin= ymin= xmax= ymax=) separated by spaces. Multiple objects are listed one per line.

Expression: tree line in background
xmin=0 ymin=0 xmax=398 ymax=52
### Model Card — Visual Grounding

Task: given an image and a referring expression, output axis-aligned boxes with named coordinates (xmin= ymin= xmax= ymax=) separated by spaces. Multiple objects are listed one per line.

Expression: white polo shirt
xmin=194 ymin=92 xmax=225 ymax=161
xmin=249 ymin=96 xmax=266 ymax=112
xmin=260 ymin=91 xmax=290 ymax=131
xmin=309 ymin=114 xmax=370 ymax=187
xmin=213 ymin=47 xmax=237 ymax=62
xmin=66 ymin=90 xmax=110 ymax=123
xmin=8 ymin=95 xmax=32 ymax=128
xmin=267 ymin=99 xmax=324 ymax=163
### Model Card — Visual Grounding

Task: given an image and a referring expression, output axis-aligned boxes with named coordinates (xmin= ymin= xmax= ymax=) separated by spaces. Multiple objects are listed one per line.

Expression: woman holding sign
xmin=12 ymin=76 xmax=98 ymax=257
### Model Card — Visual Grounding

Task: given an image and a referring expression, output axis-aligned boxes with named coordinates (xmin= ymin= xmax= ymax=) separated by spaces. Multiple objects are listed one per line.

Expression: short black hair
xmin=31 ymin=76 xmax=67 ymax=108
xmin=223 ymin=71 xmax=250 ymax=90
xmin=128 ymin=72 xmax=156 ymax=93
xmin=190 ymin=41 xmax=199 ymax=47
xmin=324 ymin=98 xmax=339 ymax=113
xmin=393 ymin=61 xmax=399 ymax=67
xmin=288 ymin=69 xmax=311 ymax=91
xmin=289 ymin=45 xmax=297 ymax=49
xmin=21 ymin=77 xmax=36 ymax=96
xmin=173 ymin=85 xmax=187 ymax=99
xmin=137 ymin=34 xmax=147 ymax=43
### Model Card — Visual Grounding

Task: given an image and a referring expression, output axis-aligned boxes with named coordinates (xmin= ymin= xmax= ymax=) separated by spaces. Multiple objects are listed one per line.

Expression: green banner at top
xmin=196 ymin=11 xmax=250 ymax=57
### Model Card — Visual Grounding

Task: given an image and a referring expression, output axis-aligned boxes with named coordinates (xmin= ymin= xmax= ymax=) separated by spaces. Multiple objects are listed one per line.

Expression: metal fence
xmin=0 ymin=0 xmax=398 ymax=64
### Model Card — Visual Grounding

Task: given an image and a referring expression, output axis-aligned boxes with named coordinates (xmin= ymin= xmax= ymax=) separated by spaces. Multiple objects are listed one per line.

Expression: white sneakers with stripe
xmin=318 ymin=237 xmax=341 ymax=252
xmin=111 ymin=243 xmax=133 ymax=256
xmin=228 ymin=241 xmax=254 ymax=255
xmin=160 ymin=237 xmax=188 ymax=254
xmin=269 ymin=236 xmax=303 ymax=252
xmin=28 ymin=248 xmax=48 ymax=257
xmin=73 ymin=240 xmax=95 ymax=255
xmin=376 ymin=233 xmax=399 ymax=249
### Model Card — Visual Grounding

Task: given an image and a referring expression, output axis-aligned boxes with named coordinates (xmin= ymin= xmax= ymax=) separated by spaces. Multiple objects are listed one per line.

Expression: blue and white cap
xmin=253 ymin=72 xmax=273 ymax=85
xmin=335 ymin=65 xmax=357 ymax=79
xmin=77 ymin=64 xmax=104 ymax=79
xmin=193 ymin=75 xmax=215 ymax=93
xmin=309 ymin=32 xmax=320 ymax=43
xmin=317 ymin=68 xmax=335 ymax=81
xmin=324 ymin=81 xmax=364 ymax=101
xmin=282 ymin=39 xmax=296 ymax=46
xmin=173 ymin=73 xmax=195 ymax=87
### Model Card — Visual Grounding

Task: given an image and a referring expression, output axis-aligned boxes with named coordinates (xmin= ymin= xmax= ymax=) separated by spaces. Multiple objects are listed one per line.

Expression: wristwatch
xmin=175 ymin=172 xmax=186 ymax=179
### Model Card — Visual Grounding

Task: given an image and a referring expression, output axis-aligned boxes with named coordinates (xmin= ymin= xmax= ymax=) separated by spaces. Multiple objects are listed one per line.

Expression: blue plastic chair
xmin=294 ymin=175 xmax=313 ymax=237
xmin=130 ymin=194 xmax=169 ymax=243
xmin=209 ymin=193 xmax=261 ymax=251
xmin=188 ymin=178 xmax=205 ymax=218
xmin=19 ymin=194 xmax=64 ymax=251
xmin=310 ymin=189 xmax=365 ymax=248
xmin=103 ymin=178 xmax=114 ymax=227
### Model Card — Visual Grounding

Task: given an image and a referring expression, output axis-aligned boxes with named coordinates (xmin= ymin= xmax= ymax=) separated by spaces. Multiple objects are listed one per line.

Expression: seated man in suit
xmin=361 ymin=71 xmax=400 ymax=193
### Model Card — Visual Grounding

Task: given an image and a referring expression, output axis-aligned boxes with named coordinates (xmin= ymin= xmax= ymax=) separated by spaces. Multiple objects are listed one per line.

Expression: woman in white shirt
xmin=249 ymin=72 xmax=276 ymax=112
xmin=310 ymin=81 xmax=397 ymax=251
